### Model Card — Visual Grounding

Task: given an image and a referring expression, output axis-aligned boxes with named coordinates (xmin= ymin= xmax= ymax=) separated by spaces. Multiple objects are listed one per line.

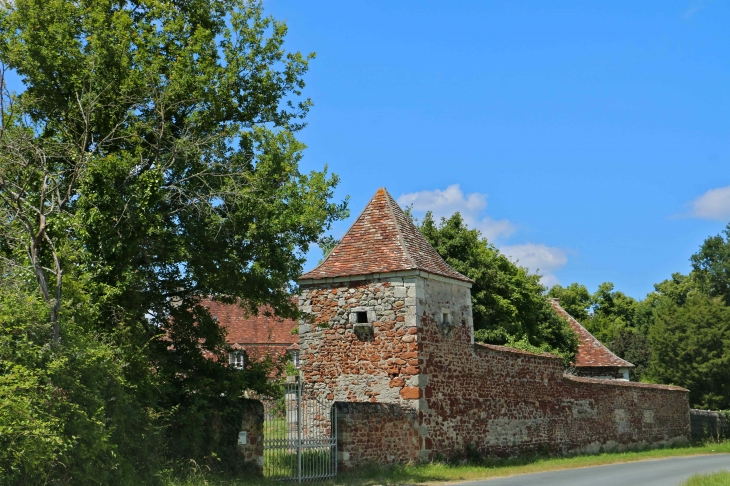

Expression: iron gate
xmin=263 ymin=376 xmax=337 ymax=482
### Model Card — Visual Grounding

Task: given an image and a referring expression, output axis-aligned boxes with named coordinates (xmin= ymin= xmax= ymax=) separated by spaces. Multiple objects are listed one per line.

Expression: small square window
xmin=229 ymin=351 xmax=245 ymax=370
xmin=441 ymin=310 xmax=451 ymax=325
xmin=356 ymin=311 xmax=368 ymax=323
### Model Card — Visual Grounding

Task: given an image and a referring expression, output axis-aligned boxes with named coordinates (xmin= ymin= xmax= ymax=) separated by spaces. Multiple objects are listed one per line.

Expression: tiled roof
xmin=201 ymin=299 xmax=298 ymax=348
xmin=300 ymin=188 xmax=473 ymax=283
xmin=550 ymin=299 xmax=634 ymax=369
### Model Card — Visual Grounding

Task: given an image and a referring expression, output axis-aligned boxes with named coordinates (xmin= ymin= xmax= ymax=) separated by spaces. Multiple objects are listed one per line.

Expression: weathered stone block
xmin=400 ymin=386 xmax=422 ymax=399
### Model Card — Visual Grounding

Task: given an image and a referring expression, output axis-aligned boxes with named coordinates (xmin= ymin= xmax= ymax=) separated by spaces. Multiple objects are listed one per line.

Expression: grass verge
xmin=164 ymin=441 xmax=730 ymax=486
xmin=682 ymin=471 xmax=730 ymax=486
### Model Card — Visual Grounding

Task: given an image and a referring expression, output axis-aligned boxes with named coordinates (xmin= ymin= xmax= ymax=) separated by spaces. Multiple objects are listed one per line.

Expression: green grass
xmin=163 ymin=441 xmax=730 ymax=486
xmin=682 ymin=471 xmax=730 ymax=486
xmin=263 ymin=417 xmax=288 ymax=441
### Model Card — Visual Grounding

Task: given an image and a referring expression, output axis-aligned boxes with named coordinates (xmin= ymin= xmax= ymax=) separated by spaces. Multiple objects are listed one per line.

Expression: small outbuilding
xmin=550 ymin=298 xmax=634 ymax=380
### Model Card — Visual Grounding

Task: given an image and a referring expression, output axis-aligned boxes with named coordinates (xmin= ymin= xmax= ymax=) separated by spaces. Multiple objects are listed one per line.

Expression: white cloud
xmin=689 ymin=185 xmax=730 ymax=220
xmin=397 ymin=184 xmax=515 ymax=241
xmin=397 ymin=184 xmax=568 ymax=286
xmin=501 ymin=243 xmax=568 ymax=287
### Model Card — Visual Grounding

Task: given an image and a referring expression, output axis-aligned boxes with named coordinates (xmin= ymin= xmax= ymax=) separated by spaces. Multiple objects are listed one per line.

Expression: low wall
xmin=238 ymin=399 xmax=264 ymax=473
xmin=335 ymin=402 xmax=420 ymax=469
xmin=690 ymin=409 xmax=729 ymax=441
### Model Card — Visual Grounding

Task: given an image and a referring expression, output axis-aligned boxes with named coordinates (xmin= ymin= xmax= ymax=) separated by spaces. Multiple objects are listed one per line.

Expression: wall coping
xmin=563 ymin=373 xmax=689 ymax=392
xmin=474 ymin=342 xmax=562 ymax=360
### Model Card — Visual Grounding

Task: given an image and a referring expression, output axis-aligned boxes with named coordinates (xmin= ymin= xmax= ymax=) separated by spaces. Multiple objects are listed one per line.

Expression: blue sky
xmin=262 ymin=0 xmax=730 ymax=299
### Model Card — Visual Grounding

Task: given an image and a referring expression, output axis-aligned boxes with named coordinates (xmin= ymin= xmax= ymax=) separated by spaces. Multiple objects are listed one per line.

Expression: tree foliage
xmin=546 ymin=283 xmax=591 ymax=321
xmin=647 ymin=294 xmax=730 ymax=409
xmin=584 ymin=282 xmax=640 ymax=344
xmin=691 ymin=223 xmax=730 ymax=305
xmin=0 ymin=0 xmax=346 ymax=483
xmin=417 ymin=212 xmax=578 ymax=363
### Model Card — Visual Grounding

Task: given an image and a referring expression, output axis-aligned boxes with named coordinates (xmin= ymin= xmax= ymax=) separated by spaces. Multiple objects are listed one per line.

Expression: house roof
xmin=550 ymin=299 xmax=634 ymax=369
xmin=300 ymin=188 xmax=473 ymax=283
xmin=201 ymin=299 xmax=298 ymax=348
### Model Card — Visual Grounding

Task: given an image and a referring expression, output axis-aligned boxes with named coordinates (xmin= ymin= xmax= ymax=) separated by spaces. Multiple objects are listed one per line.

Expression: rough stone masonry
xmin=297 ymin=188 xmax=690 ymax=468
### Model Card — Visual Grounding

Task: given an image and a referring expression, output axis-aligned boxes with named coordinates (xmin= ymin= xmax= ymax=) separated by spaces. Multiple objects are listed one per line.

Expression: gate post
xmin=238 ymin=399 xmax=264 ymax=475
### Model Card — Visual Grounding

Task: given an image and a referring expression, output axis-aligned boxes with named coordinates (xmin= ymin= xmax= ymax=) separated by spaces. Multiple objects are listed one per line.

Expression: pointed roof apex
xmin=550 ymin=299 xmax=634 ymax=369
xmin=300 ymin=188 xmax=472 ymax=284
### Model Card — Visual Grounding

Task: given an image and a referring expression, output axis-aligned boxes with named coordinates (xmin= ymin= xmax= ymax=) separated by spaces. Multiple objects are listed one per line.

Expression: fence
xmin=263 ymin=376 xmax=337 ymax=482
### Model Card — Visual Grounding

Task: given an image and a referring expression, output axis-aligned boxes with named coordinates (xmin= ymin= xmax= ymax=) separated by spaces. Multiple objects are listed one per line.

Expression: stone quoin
xmin=297 ymin=188 xmax=690 ymax=468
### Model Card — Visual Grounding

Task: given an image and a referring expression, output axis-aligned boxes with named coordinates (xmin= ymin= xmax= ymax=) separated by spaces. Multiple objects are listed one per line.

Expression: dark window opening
xmin=356 ymin=311 xmax=368 ymax=323
xmin=288 ymin=350 xmax=300 ymax=368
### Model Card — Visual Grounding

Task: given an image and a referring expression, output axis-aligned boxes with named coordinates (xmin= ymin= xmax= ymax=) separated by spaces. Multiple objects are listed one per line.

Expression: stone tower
xmin=297 ymin=187 xmax=473 ymax=409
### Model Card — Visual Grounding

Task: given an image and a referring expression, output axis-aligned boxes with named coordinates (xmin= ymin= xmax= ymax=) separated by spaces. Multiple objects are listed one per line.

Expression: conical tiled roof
xmin=550 ymin=299 xmax=634 ymax=368
xmin=300 ymin=188 xmax=473 ymax=283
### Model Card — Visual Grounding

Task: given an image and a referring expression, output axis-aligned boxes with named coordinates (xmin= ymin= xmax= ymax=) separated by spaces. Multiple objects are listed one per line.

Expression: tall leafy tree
xmin=585 ymin=282 xmax=639 ymax=344
xmin=0 ymin=0 xmax=347 ymax=481
xmin=547 ymin=283 xmax=591 ymax=321
xmin=417 ymin=212 xmax=578 ymax=363
xmin=648 ymin=294 xmax=730 ymax=409
xmin=691 ymin=223 xmax=730 ymax=304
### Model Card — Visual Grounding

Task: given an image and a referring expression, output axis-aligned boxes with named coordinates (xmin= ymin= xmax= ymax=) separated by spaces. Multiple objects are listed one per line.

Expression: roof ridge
xmin=383 ymin=188 xmax=418 ymax=269
xmin=570 ymin=314 xmax=627 ymax=362
xmin=302 ymin=188 xmax=378 ymax=277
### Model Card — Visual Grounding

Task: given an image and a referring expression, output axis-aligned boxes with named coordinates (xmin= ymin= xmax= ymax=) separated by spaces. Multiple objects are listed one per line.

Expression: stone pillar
xmin=238 ymin=399 xmax=264 ymax=474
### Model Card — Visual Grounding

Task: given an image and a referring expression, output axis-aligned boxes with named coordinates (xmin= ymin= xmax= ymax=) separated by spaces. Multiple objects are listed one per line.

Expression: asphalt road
xmin=455 ymin=454 xmax=730 ymax=486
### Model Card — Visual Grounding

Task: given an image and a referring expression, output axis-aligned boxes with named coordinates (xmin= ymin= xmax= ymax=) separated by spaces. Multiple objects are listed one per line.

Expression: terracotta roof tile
xmin=201 ymin=299 xmax=298 ymax=348
xmin=300 ymin=188 xmax=472 ymax=283
xmin=550 ymin=299 xmax=634 ymax=369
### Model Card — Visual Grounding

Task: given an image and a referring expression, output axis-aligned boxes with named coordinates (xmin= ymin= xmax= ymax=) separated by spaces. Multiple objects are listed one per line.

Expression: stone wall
xmin=418 ymin=278 xmax=690 ymax=459
xmin=238 ymin=399 xmax=264 ymax=473
xmin=299 ymin=274 xmax=690 ymax=469
xmin=335 ymin=402 xmax=420 ymax=469
xmin=298 ymin=277 xmax=421 ymax=408
xmin=690 ymin=409 xmax=729 ymax=441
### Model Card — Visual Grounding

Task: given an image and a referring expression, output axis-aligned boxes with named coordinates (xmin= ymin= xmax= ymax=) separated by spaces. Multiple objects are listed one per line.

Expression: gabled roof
xmin=300 ymin=188 xmax=473 ymax=283
xmin=201 ymin=299 xmax=298 ymax=348
xmin=550 ymin=299 xmax=634 ymax=369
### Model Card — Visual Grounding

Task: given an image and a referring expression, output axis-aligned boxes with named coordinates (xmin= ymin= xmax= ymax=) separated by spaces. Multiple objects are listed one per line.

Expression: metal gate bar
xmin=263 ymin=375 xmax=337 ymax=482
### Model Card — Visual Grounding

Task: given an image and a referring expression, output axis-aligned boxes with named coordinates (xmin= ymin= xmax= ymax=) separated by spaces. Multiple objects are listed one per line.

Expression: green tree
xmin=547 ymin=283 xmax=591 ymax=321
xmin=691 ymin=223 xmax=730 ymax=304
xmin=0 ymin=0 xmax=347 ymax=482
xmin=583 ymin=282 xmax=639 ymax=344
xmin=418 ymin=212 xmax=578 ymax=363
xmin=647 ymin=294 xmax=730 ymax=409
xmin=609 ymin=329 xmax=651 ymax=381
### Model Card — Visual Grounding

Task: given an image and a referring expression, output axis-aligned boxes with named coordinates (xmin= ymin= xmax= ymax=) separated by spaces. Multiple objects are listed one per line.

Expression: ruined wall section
xmin=298 ymin=277 xmax=422 ymax=409
xmin=418 ymin=278 xmax=690 ymax=459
